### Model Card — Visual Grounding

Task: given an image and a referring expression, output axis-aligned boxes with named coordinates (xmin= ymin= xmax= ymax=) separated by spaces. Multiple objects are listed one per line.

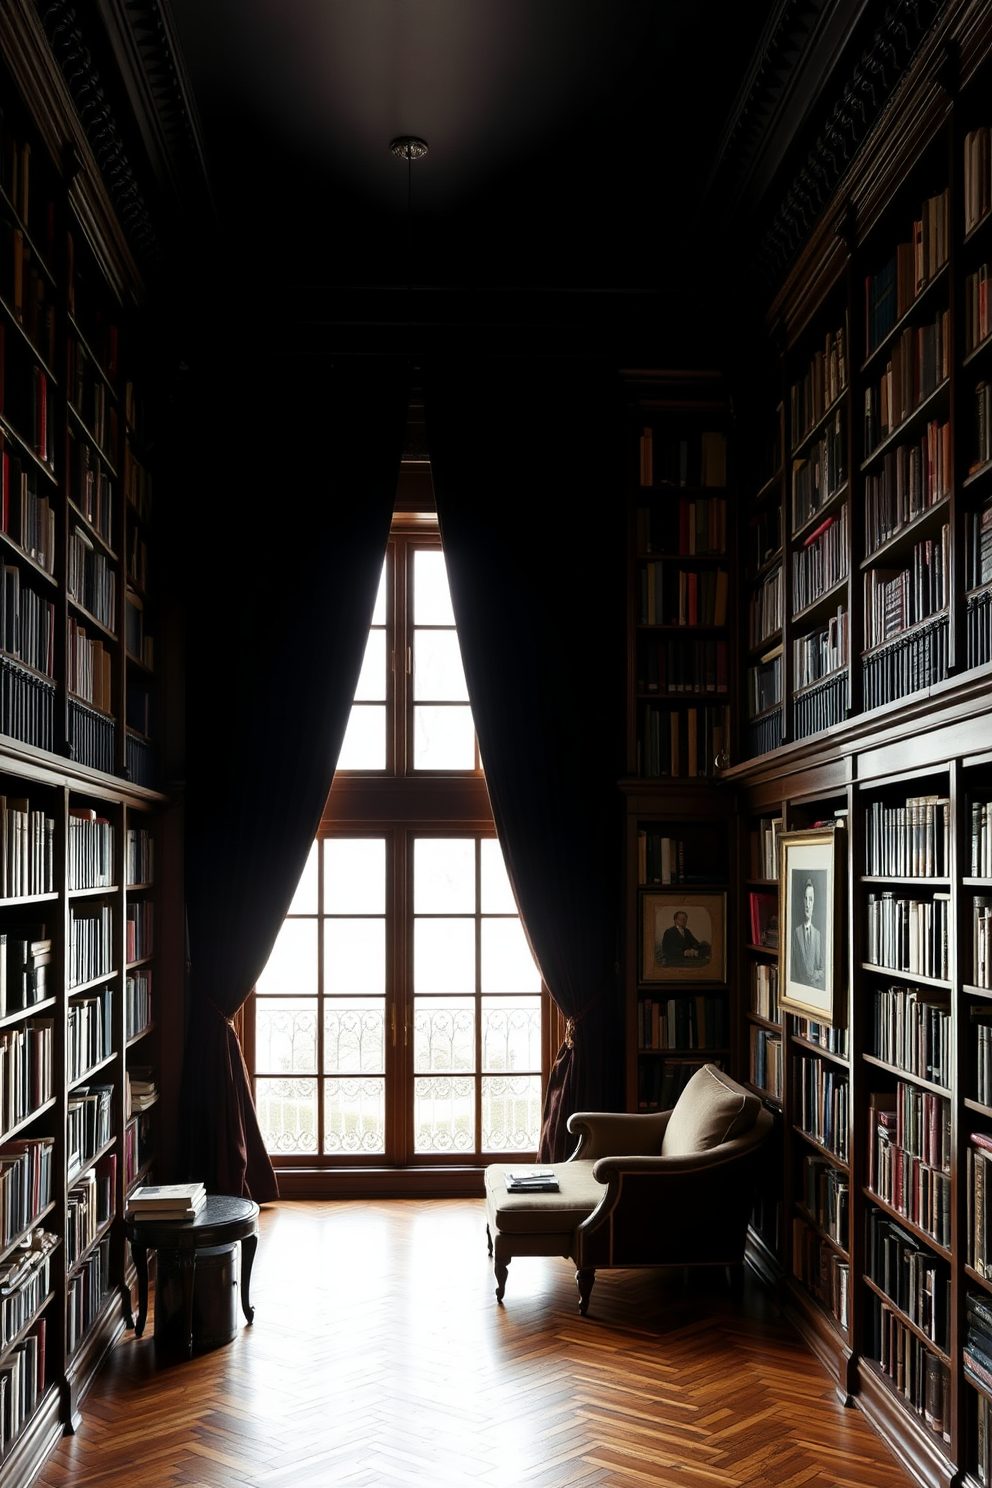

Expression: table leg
xmin=131 ymin=1242 xmax=149 ymax=1336
xmin=240 ymin=1231 xmax=258 ymax=1324
xmin=180 ymin=1252 xmax=197 ymax=1359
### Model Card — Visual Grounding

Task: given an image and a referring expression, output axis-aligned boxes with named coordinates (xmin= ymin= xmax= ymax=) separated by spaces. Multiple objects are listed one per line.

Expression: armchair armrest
xmin=590 ymin=1135 xmax=758 ymax=1182
xmin=567 ymin=1109 xmax=671 ymax=1161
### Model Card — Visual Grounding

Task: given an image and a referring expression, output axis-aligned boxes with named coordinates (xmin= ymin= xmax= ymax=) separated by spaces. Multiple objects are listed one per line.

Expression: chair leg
xmin=494 ymin=1259 xmax=509 ymax=1303
xmin=576 ymin=1268 xmax=595 ymax=1316
xmin=486 ymin=1224 xmax=493 ymax=1257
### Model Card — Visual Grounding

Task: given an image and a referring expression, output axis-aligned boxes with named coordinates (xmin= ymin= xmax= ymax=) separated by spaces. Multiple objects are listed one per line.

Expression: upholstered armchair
xmin=484 ymin=1063 xmax=775 ymax=1314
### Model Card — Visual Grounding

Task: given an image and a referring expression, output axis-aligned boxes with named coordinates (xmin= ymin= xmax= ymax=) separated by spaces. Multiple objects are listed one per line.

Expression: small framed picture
xmin=779 ymin=825 xmax=845 ymax=1025
xmin=641 ymin=891 xmax=727 ymax=983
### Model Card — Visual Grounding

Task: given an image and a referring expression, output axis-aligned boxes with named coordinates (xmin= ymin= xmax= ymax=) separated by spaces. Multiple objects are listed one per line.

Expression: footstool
xmin=484 ymin=1160 xmax=605 ymax=1308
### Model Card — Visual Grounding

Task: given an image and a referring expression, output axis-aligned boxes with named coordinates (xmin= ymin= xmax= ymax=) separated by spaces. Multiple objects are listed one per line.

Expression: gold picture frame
xmin=778 ymin=825 xmax=845 ymax=1025
xmin=640 ymin=891 xmax=727 ymax=983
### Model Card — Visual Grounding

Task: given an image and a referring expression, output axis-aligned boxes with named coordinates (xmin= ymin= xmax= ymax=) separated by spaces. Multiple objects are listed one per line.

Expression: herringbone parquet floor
xmin=38 ymin=1200 xmax=916 ymax=1488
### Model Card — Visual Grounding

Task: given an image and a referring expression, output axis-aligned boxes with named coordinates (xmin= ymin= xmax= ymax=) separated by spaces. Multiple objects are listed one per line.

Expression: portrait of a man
xmin=642 ymin=893 xmax=725 ymax=983
xmin=656 ymin=907 xmax=711 ymax=969
xmin=791 ymin=872 xmax=825 ymax=990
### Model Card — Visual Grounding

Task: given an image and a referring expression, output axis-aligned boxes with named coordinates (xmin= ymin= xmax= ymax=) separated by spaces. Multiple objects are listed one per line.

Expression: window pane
xmin=482 ymin=918 xmax=541 ymax=992
xmin=256 ymin=1077 xmax=317 ymax=1154
xmin=354 ymin=629 xmax=387 ymax=702
xmin=255 ymin=997 xmax=317 ymax=1073
xmin=256 ymin=920 xmax=317 ymax=996
xmin=370 ymin=560 xmax=387 ymax=626
xmin=414 ymin=1075 xmax=474 ymax=1152
xmin=481 ymin=996 xmax=542 ymax=1072
xmin=414 ymin=918 xmax=475 ymax=992
xmin=413 ymin=631 xmax=468 ymax=701
xmin=288 ymin=840 xmax=318 ymax=914
xmin=414 ymin=838 xmax=474 ymax=913
xmin=481 ymin=839 xmax=516 ymax=913
xmin=324 ymin=839 xmax=386 ymax=914
xmin=414 ymin=997 xmax=475 ymax=1073
xmin=413 ymin=549 xmax=455 ymax=625
xmin=324 ymin=999 xmax=385 ymax=1073
xmin=482 ymin=1074 xmax=543 ymax=1151
xmin=413 ymin=704 xmax=475 ymax=769
xmin=324 ymin=1077 xmax=385 ymax=1154
xmin=325 ymin=919 xmax=385 ymax=995
xmin=337 ymin=704 xmax=386 ymax=770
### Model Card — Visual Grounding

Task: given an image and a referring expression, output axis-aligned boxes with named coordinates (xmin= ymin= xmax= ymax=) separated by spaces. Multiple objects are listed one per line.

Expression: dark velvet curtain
xmin=425 ymin=359 xmax=627 ymax=1160
xmin=179 ymin=355 xmax=410 ymax=1199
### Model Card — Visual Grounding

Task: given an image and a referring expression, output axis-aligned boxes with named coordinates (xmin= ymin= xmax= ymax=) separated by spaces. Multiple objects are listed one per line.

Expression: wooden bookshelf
xmin=0 ymin=22 xmax=173 ymax=1480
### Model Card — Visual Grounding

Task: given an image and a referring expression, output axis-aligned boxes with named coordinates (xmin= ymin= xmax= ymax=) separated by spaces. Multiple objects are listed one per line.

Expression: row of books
xmin=637 ymin=831 xmax=721 ymax=886
xmin=863 ymin=310 xmax=949 ymax=457
xmin=804 ymin=1154 xmax=848 ymax=1246
xmin=65 ymin=1166 xmax=106 ymax=1267
xmin=126 ymin=900 xmax=154 ymax=962
xmin=635 ymin=497 xmax=727 ymax=556
xmin=0 ymin=797 xmax=54 ymax=899
xmin=965 ymin=260 xmax=991 ymax=354
xmin=124 ymin=827 xmax=154 ymax=887
xmin=0 ymin=1317 xmax=46 ymax=1455
xmin=68 ymin=905 xmax=112 ymax=988
xmin=67 ymin=697 xmax=115 ymax=775
xmin=977 ymin=896 xmax=992 ymax=989
xmin=67 ymin=526 xmax=116 ymax=633
xmin=862 ymin=613 xmax=948 ymax=709
xmin=638 ymin=704 xmax=730 ymax=780
xmin=1 ymin=361 xmax=55 ymax=480
xmin=792 ymin=1217 xmax=849 ymax=1329
xmin=67 ymin=987 xmax=112 ymax=1083
xmin=867 ymin=1293 xmax=951 ymax=1440
xmin=124 ymin=1107 xmax=152 ymax=1186
xmin=67 ymin=808 xmax=112 ymax=890
xmin=68 ymin=341 xmax=118 ymax=461
xmin=1 ymin=222 xmax=55 ymax=369
xmin=974 ymin=1012 xmax=992 ymax=1107
xmin=745 ymin=503 xmax=781 ymax=579
xmin=124 ymin=592 xmax=154 ymax=671
xmin=0 ymin=1137 xmax=52 ymax=1248
xmin=747 ymin=889 xmax=777 ymax=949
xmin=66 ymin=1235 xmax=110 ymax=1357
xmin=635 ymin=1056 xmax=715 ymax=1112
xmin=864 ymin=891 xmax=951 ymax=980
xmin=965 ymin=1296 xmax=992 ymax=1485
xmin=0 ymin=1020 xmax=51 ymax=1140
xmin=638 ymin=636 xmax=729 ymax=695
xmin=789 ymin=323 xmax=847 ymax=449
xmin=865 ymin=794 xmax=950 ymax=879
xmin=966 ymin=494 xmax=992 ymax=591
xmin=965 ymin=125 xmax=992 ymax=234
xmin=0 ymin=927 xmax=51 ymax=1017
xmin=793 ymin=669 xmax=849 ymax=740
xmin=864 ymin=421 xmax=950 ymax=558
xmin=790 ymin=412 xmax=845 ymax=534
xmin=750 ymin=961 xmax=780 ymax=1022
xmin=637 ymin=428 xmax=727 ymax=489
xmin=866 ymin=1204 xmax=950 ymax=1350
xmin=638 ymin=564 xmax=729 ymax=627
xmin=0 ymin=1229 xmax=57 ymax=1351
xmin=637 ymin=995 xmax=728 ymax=1051
xmin=748 ymin=1026 xmax=782 ymax=1098
xmin=748 ymin=563 xmax=782 ymax=648
xmin=790 ymin=1015 xmax=849 ymax=1057
xmin=869 ymin=1124 xmax=951 ymax=1249
xmin=749 ymin=817 xmax=782 ymax=882
xmin=69 ymin=432 xmax=113 ymax=547
xmin=968 ymin=1133 xmax=992 ymax=1277
xmin=863 ymin=525 xmax=950 ymax=650
xmin=794 ymin=1054 xmax=848 ymax=1160
xmin=794 ymin=605 xmax=848 ymax=689
xmin=975 ymin=379 xmax=992 ymax=472
xmin=66 ymin=1084 xmax=112 ymax=1176
xmin=746 ymin=707 xmax=783 ymax=759
xmin=0 ymin=658 xmax=54 ymax=753
xmin=791 ymin=504 xmax=849 ymax=614
xmin=746 ymin=645 xmax=781 ymax=719
xmin=864 ymin=188 xmax=949 ymax=357
xmin=125 ymin=969 xmax=152 ymax=1040
xmin=0 ymin=560 xmax=55 ymax=677
xmin=872 ymin=984 xmax=950 ymax=1087
xmin=973 ymin=800 xmax=992 ymax=879
xmin=66 ymin=618 xmax=113 ymax=715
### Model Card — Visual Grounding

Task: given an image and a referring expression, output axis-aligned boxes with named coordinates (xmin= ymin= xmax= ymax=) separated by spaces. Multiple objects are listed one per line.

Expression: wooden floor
xmin=38 ymin=1199 xmax=917 ymax=1488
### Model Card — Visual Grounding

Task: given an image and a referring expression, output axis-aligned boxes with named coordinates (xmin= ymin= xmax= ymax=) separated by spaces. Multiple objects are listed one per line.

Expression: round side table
xmin=125 ymin=1194 xmax=260 ymax=1358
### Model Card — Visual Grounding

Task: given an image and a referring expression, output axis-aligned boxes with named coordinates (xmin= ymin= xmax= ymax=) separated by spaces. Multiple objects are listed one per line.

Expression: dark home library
xmin=6 ymin=1 xmax=992 ymax=1487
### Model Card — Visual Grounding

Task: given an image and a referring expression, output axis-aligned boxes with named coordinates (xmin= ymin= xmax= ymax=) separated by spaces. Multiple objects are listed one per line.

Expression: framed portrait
xmin=778 ymin=825 xmax=845 ymax=1025
xmin=641 ymin=891 xmax=727 ymax=983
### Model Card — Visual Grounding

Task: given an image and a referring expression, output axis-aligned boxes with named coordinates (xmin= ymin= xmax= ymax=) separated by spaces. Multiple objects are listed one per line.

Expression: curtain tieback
xmin=205 ymin=992 xmax=236 ymax=1030
xmin=564 ymin=1016 xmax=577 ymax=1048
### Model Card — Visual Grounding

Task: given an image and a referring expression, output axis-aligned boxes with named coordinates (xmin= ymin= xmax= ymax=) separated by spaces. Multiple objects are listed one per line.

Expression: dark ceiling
xmin=156 ymin=0 xmax=782 ymax=358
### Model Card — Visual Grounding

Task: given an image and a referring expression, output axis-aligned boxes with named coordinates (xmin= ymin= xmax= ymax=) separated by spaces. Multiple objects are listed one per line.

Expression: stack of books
xmin=504 ymin=1170 xmax=559 ymax=1193
xmin=127 ymin=1182 xmax=206 ymax=1221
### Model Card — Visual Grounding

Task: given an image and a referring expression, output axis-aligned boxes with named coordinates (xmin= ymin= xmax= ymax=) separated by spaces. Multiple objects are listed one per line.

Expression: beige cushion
xmin=485 ymin=1161 xmax=605 ymax=1236
xmin=661 ymin=1064 xmax=759 ymax=1158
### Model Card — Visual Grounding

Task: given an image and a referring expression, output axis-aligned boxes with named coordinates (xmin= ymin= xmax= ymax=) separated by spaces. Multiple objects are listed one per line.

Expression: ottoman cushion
xmin=485 ymin=1161 xmax=606 ymax=1236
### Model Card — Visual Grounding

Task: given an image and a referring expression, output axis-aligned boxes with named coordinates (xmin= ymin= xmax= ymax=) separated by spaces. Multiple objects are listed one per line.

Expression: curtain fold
xmin=179 ymin=355 xmax=411 ymax=1198
xmin=425 ymin=358 xmax=627 ymax=1159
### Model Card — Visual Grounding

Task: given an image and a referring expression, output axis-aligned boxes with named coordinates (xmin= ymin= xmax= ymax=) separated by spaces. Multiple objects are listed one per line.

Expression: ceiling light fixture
xmin=390 ymin=137 xmax=428 ymax=296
